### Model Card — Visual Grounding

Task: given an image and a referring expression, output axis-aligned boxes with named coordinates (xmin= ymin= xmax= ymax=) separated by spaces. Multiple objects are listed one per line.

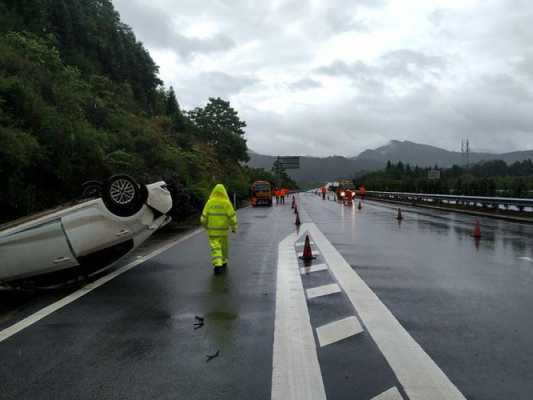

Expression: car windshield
xmin=253 ymin=183 xmax=270 ymax=191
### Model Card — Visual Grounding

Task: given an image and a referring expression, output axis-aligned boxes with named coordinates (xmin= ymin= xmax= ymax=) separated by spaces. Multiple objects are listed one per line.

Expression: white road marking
xmin=303 ymin=222 xmax=466 ymax=400
xmin=371 ymin=387 xmax=403 ymax=400
xmin=300 ymin=263 xmax=328 ymax=274
xmin=518 ymin=256 xmax=533 ymax=262
xmin=298 ymin=250 xmax=320 ymax=257
xmin=316 ymin=316 xmax=363 ymax=347
xmin=295 ymin=241 xmax=315 ymax=247
xmin=271 ymin=232 xmax=326 ymax=400
xmin=306 ymin=283 xmax=341 ymax=299
xmin=0 ymin=228 xmax=203 ymax=344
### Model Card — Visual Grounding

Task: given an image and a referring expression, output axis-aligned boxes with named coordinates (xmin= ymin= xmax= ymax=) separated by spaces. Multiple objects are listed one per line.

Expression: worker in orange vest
xmin=274 ymin=188 xmax=280 ymax=204
xmin=280 ymin=188 xmax=288 ymax=204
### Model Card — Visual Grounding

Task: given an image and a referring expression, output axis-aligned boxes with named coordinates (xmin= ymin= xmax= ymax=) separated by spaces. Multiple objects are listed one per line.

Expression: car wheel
xmin=81 ymin=180 xmax=103 ymax=199
xmin=102 ymin=174 xmax=143 ymax=217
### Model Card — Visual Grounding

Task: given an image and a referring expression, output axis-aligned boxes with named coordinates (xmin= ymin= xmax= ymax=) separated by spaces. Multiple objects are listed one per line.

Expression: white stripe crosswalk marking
xmin=316 ymin=316 xmax=363 ymax=347
xmin=271 ymin=233 xmax=326 ymax=400
xmin=295 ymin=241 xmax=315 ymax=247
xmin=306 ymin=283 xmax=341 ymax=299
xmin=518 ymin=256 xmax=533 ymax=262
xmin=298 ymin=250 xmax=320 ymax=257
xmin=300 ymin=264 xmax=328 ymax=274
xmin=303 ymin=222 xmax=467 ymax=400
xmin=370 ymin=387 xmax=403 ymax=400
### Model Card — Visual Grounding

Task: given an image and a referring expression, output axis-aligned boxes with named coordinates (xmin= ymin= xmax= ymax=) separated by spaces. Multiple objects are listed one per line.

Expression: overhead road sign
xmin=277 ymin=156 xmax=300 ymax=170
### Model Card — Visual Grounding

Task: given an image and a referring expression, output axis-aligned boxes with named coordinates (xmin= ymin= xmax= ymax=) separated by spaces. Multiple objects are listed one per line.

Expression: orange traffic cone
xmin=299 ymin=234 xmax=316 ymax=265
xmin=472 ymin=220 xmax=481 ymax=238
xmin=295 ymin=210 xmax=301 ymax=226
xmin=358 ymin=201 xmax=362 ymax=210
xmin=397 ymin=208 xmax=403 ymax=221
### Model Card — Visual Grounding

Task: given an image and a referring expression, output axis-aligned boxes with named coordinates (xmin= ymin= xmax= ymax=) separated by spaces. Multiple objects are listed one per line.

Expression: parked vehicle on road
xmin=250 ymin=180 xmax=273 ymax=206
xmin=0 ymin=175 xmax=173 ymax=287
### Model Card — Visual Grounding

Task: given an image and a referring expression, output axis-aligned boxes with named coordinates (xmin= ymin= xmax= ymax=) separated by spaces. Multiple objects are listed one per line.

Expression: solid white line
xmin=304 ymin=222 xmax=466 ymax=400
xmin=370 ymin=387 xmax=403 ymax=400
xmin=271 ymin=233 xmax=326 ymax=400
xmin=0 ymin=228 xmax=203 ymax=344
xmin=316 ymin=316 xmax=363 ymax=347
xmin=300 ymin=264 xmax=328 ymax=275
xmin=306 ymin=283 xmax=341 ymax=299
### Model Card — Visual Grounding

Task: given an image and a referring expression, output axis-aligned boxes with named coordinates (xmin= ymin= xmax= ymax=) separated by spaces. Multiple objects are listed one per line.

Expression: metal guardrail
xmin=365 ymin=191 xmax=533 ymax=211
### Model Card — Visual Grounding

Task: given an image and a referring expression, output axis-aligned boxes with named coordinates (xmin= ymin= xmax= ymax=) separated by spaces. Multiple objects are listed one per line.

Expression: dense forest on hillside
xmin=356 ymin=160 xmax=533 ymax=197
xmin=0 ymin=0 xmax=293 ymax=223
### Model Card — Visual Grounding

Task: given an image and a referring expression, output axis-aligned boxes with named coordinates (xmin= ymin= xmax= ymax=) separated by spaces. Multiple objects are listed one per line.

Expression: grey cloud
xmin=316 ymin=50 xmax=446 ymax=82
xmin=113 ymin=0 xmax=235 ymax=57
xmin=114 ymin=0 xmax=533 ymax=156
xmin=178 ymin=72 xmax=258 ymax=107
xmin=288 ymin=78 xmax=322 ymax=90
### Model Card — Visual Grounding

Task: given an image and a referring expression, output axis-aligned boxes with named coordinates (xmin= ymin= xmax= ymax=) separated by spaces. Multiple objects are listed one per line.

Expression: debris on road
xmin=206 ymin=350 xmax=220 ymax=362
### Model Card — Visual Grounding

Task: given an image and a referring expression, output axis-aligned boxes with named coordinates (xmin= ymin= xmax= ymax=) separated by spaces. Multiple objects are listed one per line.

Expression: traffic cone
xmin=294 ymin=204 xmax=298 ymax=214
xmin=358 ymin=201 xmax=362 ymax=210
xmin=295 ymin=210 xmax=301 ymax=226
xmin=291 ymin=196 xmax=295 ymax=209
xmin=472 ymin=220 xmax=481 ymax=238
xmin=299 ymin=234 xmax=316 ymax=265
xmin=396 ymin=208 xmax=403 ymax=221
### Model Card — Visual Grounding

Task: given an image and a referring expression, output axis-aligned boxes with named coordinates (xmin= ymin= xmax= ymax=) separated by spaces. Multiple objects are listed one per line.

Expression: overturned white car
xmin=0 ymin=175 xmax=173 ymax=287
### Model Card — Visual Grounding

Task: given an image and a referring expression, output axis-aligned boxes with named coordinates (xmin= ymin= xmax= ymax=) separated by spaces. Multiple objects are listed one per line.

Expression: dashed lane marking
xmin=316 ymin=316 xmax=364 ymax=347
xmin=304 ymin=222 xmax=466 ymax=400
xmin=299 ymin=263 xmax=328 ymax=275
xmin=0 ymin=228 xmax=203 ymax=344
xmin=306 ymin=283 xmax=341 ymax=299
xmin=271 ymin=232 xmax=326 ymax=400
xmin=371 ymin=387 xmax=404 ymax=400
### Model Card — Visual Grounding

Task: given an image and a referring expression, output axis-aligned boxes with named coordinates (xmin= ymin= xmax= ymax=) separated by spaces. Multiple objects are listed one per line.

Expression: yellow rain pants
xmin=200 ymin=184 xmax=238 ymax=267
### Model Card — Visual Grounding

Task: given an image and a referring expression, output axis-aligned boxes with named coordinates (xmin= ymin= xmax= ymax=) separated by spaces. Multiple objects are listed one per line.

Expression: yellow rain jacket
xmin=200 ymin=184 xmax=238 ymax=237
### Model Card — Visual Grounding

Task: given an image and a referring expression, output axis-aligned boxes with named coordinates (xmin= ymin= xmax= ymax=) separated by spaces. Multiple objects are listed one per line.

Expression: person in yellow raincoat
xmin=200 ymin=184 xmax=238 ymax=273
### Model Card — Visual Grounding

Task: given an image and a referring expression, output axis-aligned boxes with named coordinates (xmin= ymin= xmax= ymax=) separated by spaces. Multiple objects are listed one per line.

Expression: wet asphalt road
xmin=300 ymin=194 xmax=533 ymax=400
xmin=1 ymin=194 xmax=533 ymax=399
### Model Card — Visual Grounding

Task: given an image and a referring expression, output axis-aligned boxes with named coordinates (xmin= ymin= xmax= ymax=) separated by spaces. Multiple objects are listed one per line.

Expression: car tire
xmin=102 ymin=174 xmax=143 ymax=217
xmin=81 ymin=180 xmax=103 ymax=199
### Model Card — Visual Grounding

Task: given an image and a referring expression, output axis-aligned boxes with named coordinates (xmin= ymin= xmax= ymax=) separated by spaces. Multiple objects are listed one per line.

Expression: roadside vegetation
xmin=0 ymin=0 xmax=294 ymax=224
xmin=356 ymin=160 xmax=533 ymax=197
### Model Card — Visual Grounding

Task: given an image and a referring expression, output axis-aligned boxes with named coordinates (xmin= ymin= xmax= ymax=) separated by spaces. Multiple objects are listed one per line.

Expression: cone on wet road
xmin=291 ymin=196 xmax=295 ymax=209
xmin=299 ymin=234 xmax=316 ymax=265
xmin=396 ymin=208 xmax=403 ymax=221
xmin=294 ymin=203 xmax=298 ymax=214
xmin=295 ymin=210 xmax=301 ymax=226
xmin=472 ymin=220 xmax=481 ymax=238
xmin=358 ymin=201 xmax=362 ymax=210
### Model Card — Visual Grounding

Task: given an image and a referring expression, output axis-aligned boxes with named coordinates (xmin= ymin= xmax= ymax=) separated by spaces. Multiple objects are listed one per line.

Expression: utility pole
xmin=466 ymin=138 xmax=470 ymax=168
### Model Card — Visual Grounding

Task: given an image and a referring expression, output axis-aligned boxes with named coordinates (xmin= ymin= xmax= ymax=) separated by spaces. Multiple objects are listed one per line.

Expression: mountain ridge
xmin=248 ymin=140 xmax=533 ymax=185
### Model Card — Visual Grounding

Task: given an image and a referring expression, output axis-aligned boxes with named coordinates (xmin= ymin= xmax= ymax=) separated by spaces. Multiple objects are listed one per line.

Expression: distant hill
xmin=248 ymin=140 xmax=533 ymax=185
xmin=355 ymin=140 xmax=533 ymax=167
xmin=247 ymin=152 xmax=383 ymax=186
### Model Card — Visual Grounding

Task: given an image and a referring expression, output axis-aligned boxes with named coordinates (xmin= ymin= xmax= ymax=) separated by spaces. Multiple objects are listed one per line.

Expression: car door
xmin=0 ymin=220 xmax=79 ymax=281
xmin=61 ymin=200 xmax=147 ymax=258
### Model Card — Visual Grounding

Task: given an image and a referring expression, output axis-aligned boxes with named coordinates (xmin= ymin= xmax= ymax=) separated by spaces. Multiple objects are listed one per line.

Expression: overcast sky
xmin=113 ymin=0 xmax=533 ymax=156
